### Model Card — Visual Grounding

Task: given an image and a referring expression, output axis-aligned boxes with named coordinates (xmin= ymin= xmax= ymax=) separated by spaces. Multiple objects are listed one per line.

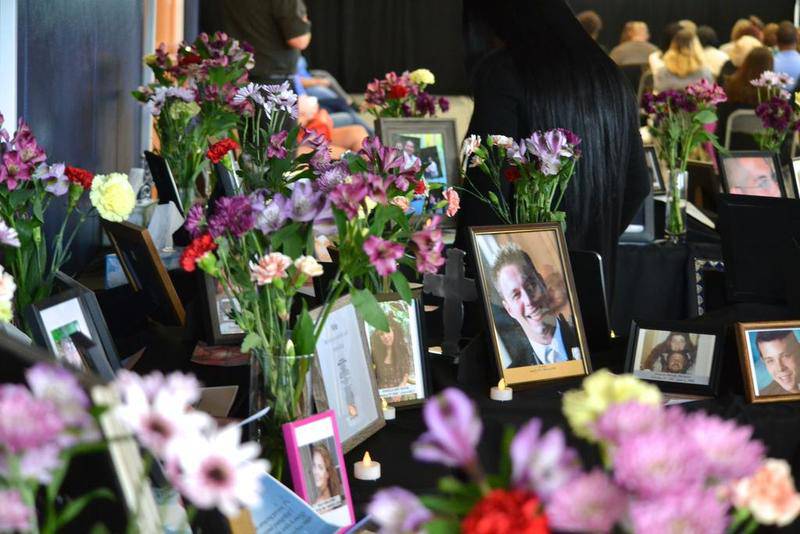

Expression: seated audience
xmin=654 ymin=29 xmax=713 ymax=92
xmin=648 ymin=21 xmax=690 ymax=76
xmin=763 ymin=22 xmax=780 ymax=49
xmin=697 ymin=26 xmax=729 ymax=77
xmin=774 ymin=21 xmax=800 ymax=88
xmin=717 ymin=35 xmax=762 ymax=86
xmin=721 ymin=19 xmax=759 ymax=56
xmin=749 ymin=15 xmax=766 ymax=42
xmin=576 ymin=10 xmax=605 ymax=50
xmin=718 ymin=47 xmax=774 ymax=151
xmin=610 ymin=21 xmax=660 ymax=66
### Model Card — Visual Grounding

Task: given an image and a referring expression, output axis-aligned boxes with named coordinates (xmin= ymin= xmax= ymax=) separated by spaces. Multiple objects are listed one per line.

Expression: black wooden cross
xmin=423 ymin=248 xmax=478 ymax=358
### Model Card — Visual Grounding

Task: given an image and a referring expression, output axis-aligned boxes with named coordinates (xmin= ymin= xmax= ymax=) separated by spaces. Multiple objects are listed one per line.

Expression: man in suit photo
xmin=491 ymin=244 xmax=580 ymax=368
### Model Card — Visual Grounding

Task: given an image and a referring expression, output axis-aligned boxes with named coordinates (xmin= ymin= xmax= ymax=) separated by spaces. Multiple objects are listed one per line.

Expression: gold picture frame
xmin=470 ymin=223 xmax=592 ymax=387
xmin=735 ymin=320 xmax=800 ymax=403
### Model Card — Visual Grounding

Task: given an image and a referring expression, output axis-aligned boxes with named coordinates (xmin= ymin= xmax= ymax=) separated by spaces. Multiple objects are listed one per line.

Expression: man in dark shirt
xmin=221 ymin=0 xmax=311 ymax=81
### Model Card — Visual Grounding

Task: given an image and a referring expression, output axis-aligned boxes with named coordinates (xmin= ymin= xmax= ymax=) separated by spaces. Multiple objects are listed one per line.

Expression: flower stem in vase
xmin=665 ymin=169 xmax=688 ymax=244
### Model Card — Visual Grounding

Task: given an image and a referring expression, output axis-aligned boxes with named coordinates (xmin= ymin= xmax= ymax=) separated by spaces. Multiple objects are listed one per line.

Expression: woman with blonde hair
xmin=721 ymin=19 xmax=759 ymax=55
xmin=654 ymin=29 xmax=713 ymax=91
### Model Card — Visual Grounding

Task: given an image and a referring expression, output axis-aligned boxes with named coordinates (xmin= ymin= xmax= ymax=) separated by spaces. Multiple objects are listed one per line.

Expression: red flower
xmin=64 ymin=166 xmax=94 ymax=189
xmin=206 ymin=138 xmax=240 ymax=164
xmin=462 ymin=489 xmax=549 ymax=534
xmin=179 ymin=52 xmax=202 ymax=66
xmin=504 ymin=167 xmax=521 ymax=183
xmin=180 ymin=233 xmax=217 ymax=272
xmin=414 ymin=178 xmax=428 ymax=195
xmin=388 ymin=84 xmax=409 ymax=100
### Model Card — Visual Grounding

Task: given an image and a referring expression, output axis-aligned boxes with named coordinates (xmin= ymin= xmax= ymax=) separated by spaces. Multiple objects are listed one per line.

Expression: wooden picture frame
xmin=736 ymin=320 xmax=800 ymax=403
xmin=282 ymin=410 xmax=355 ymax=527
xmin=310 ymin=295 xmax=385 ymax=453
xmin=200 ymin=273 xmax=245 ymax=345
xmin=644 ymin=145 xmax=665 ymax=194
xmin=102 ymin=220 xmax=186 ymax=326
xmin=625 ymin=319 xmax=724 ymax=396
xmin=470 ymin=223 xmax=592 ymax=387
xmin=376 ymin=117 xmax=459 ymax=228
xmin=718 ymin=150 xmax=786 ymax=198
xmin=365 ymin=289 xmax=432 ymax=408
xmin=24 ymin=289 xmax=117 ymax=380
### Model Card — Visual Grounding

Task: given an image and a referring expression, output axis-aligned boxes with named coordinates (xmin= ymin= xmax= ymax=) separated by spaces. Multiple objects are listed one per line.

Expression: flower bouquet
xmin=368 ymin=371 xmax=800 ymax=533
xmin=364 ymin=69 xmax=450 ymax=118
xmin=459 ymin=130 xmax=581 ymax=225
xmin=133 ymin=32 xmax=254 ymax=208
xmin=750 ymin=71 xmax=800 ymax=154
xmin=642 ymin=79 xmax=726 ymax=242
xmin=0 ymin=114 xmax=135 ymax=330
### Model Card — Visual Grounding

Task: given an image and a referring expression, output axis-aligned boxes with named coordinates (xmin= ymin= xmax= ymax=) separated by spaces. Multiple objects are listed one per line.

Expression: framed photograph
xmin=282 ymin=410 xmax=355 ymax=527
xmin=790 ymin=157 xmax=800 ymax=199
xmin=470 ymin=223 xmax=591 ymax=387
xmin=736 ymin=321 xmax=800 ymax=403
xmin=688 ymin=257 xmax=727 ymax=317
xmin=102 ymin=220 xmax=186 ymax=326
xmin=718 ymin=151 xmax=785 ymax=198
xmin=644 ymin=145 xmax=665 ymax=194
xmin=625 ymin=319 xmax=723 ymax=396
xmin=24 ymin=289 xmax=116 ymax=380
xmin=619 ymin=194 xmax=655 ymax=243
xmin=54 ymin=271 xmax=122 ymax=373
xmin=144 ymin=150 xmax=184 ymax=215
xmin=200 ymin=273 xmax=245 ymax=345
xmin=365 ymin=290 xmax=431 ymax=408
xmin=310 ymin=295 xmax=385 ymax=453
xmin=376 ymin=118 xmax=458 ymax=225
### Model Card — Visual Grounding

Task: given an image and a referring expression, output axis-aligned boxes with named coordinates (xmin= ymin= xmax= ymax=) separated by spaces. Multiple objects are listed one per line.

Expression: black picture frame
xmin=24 ymin=289 xmax=117 ymax=380
xmin=644 ymin=145 xmax=665 ymax=194
xmin=718 ymin=150 xmax=786 ymax=198
xmin=376 ymin=118 xmax=459 ymax=228
xmin=687 ymin=257 xmax=727 ymax=318
xmin=619 ymin=193 xmax=655 ymax=243
xmin=790 ymin=157 xmax=800 ymax=199
xmin=200 ymin=273 xmax=245 ymax=346
xmin=144 ymin=150 xmax=184 ymax=215
xmin=54 ymin=271 xmax=122 ymax=374
xmin=366 ymin=289 xmax=432 ymax=408
xmin=625 ymin=319 xmax=724 ymax=397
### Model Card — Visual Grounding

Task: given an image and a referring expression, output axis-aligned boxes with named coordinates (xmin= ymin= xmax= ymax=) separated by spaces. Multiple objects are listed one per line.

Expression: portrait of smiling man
xmin=754 ymin=329 xmax=800 ymax=395
xmin=490 ymin=244 xmax=580 ymax=368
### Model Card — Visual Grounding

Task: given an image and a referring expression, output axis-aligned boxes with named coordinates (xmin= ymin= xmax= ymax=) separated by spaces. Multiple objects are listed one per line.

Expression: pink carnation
xmin=249 ymin=253 xmax=292 ymax=285
xmin=731 ymin=459 xmax=800 ymax=527
xmin=443 ymin=187 xmax=460 ymax=217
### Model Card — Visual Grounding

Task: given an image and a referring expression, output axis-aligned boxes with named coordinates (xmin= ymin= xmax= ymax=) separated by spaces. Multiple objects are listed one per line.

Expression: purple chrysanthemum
xmin=208 ymin=195 xmax=256 ymax=238
xmin=684 ymin=411 xmax=765 ymax=482
xmin=630 ymin=488 xmax=729 ymax=534
xmin=184 ymin=203 xmax=206 ymax=238
xmin=547 ymin=470 xmax=627 ymax=533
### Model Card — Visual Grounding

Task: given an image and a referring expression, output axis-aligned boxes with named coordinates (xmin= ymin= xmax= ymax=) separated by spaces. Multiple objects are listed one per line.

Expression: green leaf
xmin=241 ymin=332 xmax=262 ymax=353
xmin=271 ymin=222 xmax=304 ymax=258
xmin=694 ymin=109 xmax=717 ymax=124
xmin=55 ymin=488 xmax=115 ymax=528
xmin=424 ymin=518 xmax=461 ymax=534
xmin=497 ymin=426 xmax=516 ymax=487
xmin=390 ymin=271 xmax=413 ymax=302
xmin=419 ymin=495 xmax=475 ymax=515
xmin=292 ymin=306 xmax=316 ymax=355
xmin=369 ymin=204 xmax=393 ymax=236
xmin=352 ymin=288 xmax=389 ymax=332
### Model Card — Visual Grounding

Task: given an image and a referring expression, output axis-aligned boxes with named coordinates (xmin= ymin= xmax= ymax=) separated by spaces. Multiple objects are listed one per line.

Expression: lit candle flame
xmin=498 ymin=379 xmax=507 ymax=391
xmin=381 ymin=398 xmax=388 ymax=410
xmin=363 ymin=451 xmax=372 ymax=466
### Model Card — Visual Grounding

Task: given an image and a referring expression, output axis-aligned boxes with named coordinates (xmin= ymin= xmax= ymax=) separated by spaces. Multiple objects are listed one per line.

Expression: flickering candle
xmin=354 ymin=451 xmax=381 ymax=481
xmin=381 ymin=398 xmax=396 ymax=420
xmin=490 ymin=379 xmax=513 ymax=401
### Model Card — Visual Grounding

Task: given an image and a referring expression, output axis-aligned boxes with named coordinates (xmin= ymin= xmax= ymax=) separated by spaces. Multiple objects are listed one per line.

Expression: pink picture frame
xmin=282 ymin=410 xmax=355 ymax=528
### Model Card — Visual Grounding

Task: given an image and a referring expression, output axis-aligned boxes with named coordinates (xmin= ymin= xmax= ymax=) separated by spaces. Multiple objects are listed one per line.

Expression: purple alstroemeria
xmin=267 ymin=130 xmax=288 ymax=159
xmin=254 ymin=193 xmax=289 ymax=234
xmin=525 ymin=129 xmax=572 ymax=176
xmin=510 ymin=418 xmax=582 ymax=499
xmin=38 ymin=163 xmax=69 ymax=196
xmin=410 ymin=216 xmax=445 ymax=274
xmin=285 ymin=180 xmax=322 ymax=222
xmin=365 ymin=173 xmax=392 ymax=204
xmin=507 ymin=139 xmax=528 ymax=165
xmin=0 ymin=151 xmax=32 ymax=191
xmin=312 ymin=198 xmax=336 ymax=237
xmin=13 ymin=122 xmax=47 ymax=165
xmin=412 ymin=387 xmax=481 ymax=469
xmin=0 ymin=219 xmax=20 ymax=248
xmin=367 ymin=487 xmax=432 ymax=533
xmin=363 ymin=236 xmax=404 ymax=277
xmin=330 ymin=178 xmax=368 ymax=219
xmin=359 ymin=136 xmax=404 ymax=175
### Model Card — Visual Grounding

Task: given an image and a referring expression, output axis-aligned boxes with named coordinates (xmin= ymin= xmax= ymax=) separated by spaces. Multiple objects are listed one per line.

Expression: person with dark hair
xmin=724 ymin=47 xmax=773 ymax=106
xmin=763 ymin=22 xmax=780 ymax=49
xmin=755 ymin=330 xmax=800 ymax=395
xmin=310 ymin=443 xmax=343 ymax=508
xmin=458 ymin=0 xmax=650 ymax=298
xmin=491 ymin=244 xmax=580 ymax=368
xmin=774 ymin=21 xmax=800 ymax=88
xmin=641 ymin=332 xmax=697 ymax=372
xmin=370 ymin=314 xmax=414 ymax=400
xmin=697 ymin=25 xmax=729 ymax=77
xmin=576 ymin=10 xmax=603 ymax=42
xmin=610 ymin=21 xmax=659 ymax=66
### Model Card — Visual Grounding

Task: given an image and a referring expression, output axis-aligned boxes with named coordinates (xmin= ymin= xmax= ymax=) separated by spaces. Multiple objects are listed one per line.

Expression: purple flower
xmin=0 ymin=151 xmax=32 ymax=190
xmin=367 ymin=487 xmax=432 ymax=533
xmin=312 ymin=198 xmax=336 ymax=237
xmin=365 ymin=172 xmax=392 ymax=204
xmin=686 ymin=79 xmax=727 ymax=106
xmin=0 ymin=490 xmax=33 ymax=532
xmin=507 ymin=140 xmax=528 ymax=164
xmin=16 ymin=444 xmax=62 ymax=483
xmin=330 ymin=179 xmax=368 ymax=219
xmin=525 ymin=130 xmax=572 ymax=176
xmin=410 ymin=216 xmax=445 ymax=274
xmin=510 ymin=419 xmax=581 ymax=499
xmin=267 ymin=130 xmax=288 ymax=159
xmin=26 ymin=364 xmax=89 ymax=426
xmin=412 ymin=387 xmax=481 ymax=468
xmin=546 ymin=470 xmax=627 ymax=533
xmin=756 ymin=96 xmax=794 ymax=132
xmin=630 ymin=488 xmax=728 ymax=534
xmin=363 ymin=236 xmax=404 ymax=277
xmin=684 ymin=412 xmax=765 ymax=481
xmin=286 ymin=180 xmax=322 ymax=222
xmin=208 ymin=195 xmax=256 ymax=238
xmin=263 ymin=81 xmax=298 ymax=118
xmin=400 ymin=102 xmax=412 ymax=117
xmin=253 ymin=193 xmax=288 ymax=233
xmin=0 ymin=384 xmax=64 ymax=453
xmin=438 ymin=96 xmax=450 ymax=113
xmin=613 ymin=427 xmax=707 ymax=497
xmin=0 ymin=219 xmax=20 ymax=247
xmin=316 ymin=165 xmax=348 ymax=193
xmin=184 ymin=203 xmax=206 ymax=238
xmin=593 ymin=401 xmax=678 ymax=447
xmin=359 ymin=136 xmax=404 ymax=175
xmin=415 ymin=92 xmax=436 ymax=116
xmin=13 ymin=121 xmax=47 ymax=165
xmin=36 ymin=162 xmax=69 ymax=196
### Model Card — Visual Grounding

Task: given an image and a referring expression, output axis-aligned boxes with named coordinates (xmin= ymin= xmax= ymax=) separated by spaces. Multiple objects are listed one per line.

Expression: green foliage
xmin=352 ymin=288 xmax=390 ymax=332
xmin=292 ymin=305 xmax=316 ymax=356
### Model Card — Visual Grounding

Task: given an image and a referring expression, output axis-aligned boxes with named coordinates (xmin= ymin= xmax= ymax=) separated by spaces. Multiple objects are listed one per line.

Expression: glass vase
xmin=249 ymin=350 xmax=314 ymax=482
xmin=665 ymin=169 xmax=688 ymax=244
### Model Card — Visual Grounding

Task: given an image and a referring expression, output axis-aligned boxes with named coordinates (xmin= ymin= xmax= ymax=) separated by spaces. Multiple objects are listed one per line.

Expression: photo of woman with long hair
xmin=640 ymin=331 xmax=698 ymax=374
xmin=309 ymin=442 xmax=343 ymax=510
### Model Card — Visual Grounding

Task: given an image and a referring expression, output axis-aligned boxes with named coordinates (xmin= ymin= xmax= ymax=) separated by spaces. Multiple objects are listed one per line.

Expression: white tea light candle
xmin=490 ymin=379 xmax=513 ymax=401
xmin=381 ymin=398 xmax=396 ymax=420
xmin=354 ymin=451 xmax=381 ymax=481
